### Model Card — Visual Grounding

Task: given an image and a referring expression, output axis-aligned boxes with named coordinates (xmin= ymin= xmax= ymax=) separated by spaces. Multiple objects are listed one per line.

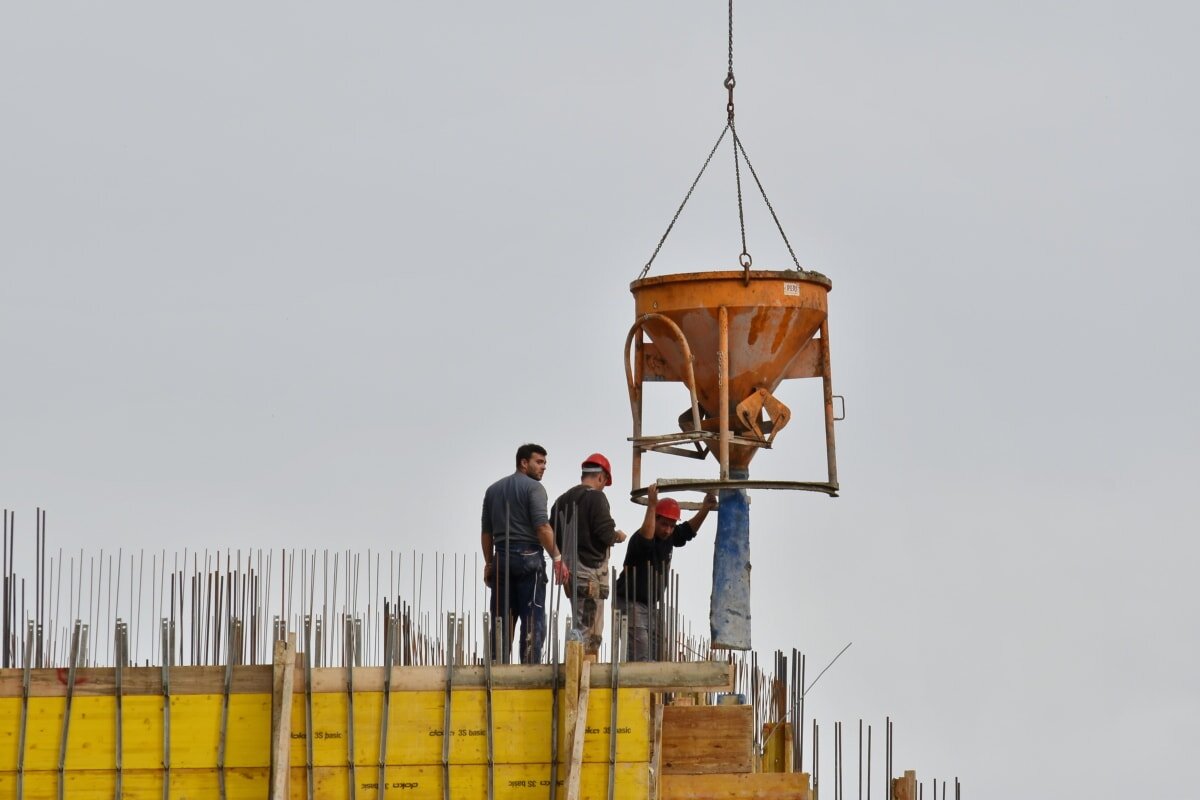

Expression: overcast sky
xmin=3 ymin=2 xmax=1198 ymax=797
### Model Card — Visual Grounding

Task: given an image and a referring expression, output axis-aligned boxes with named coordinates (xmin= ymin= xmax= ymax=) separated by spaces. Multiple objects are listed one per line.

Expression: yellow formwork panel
xmin=291 ymin=762 xmax=649 ymax=800
xmin=0 ymin=695 xmax=272 ymax=772
xmin=0 ymin=768 xmax=268 ymax=800
xmin=289 ymin=688 xmax=648 ymax=766
xmin=0 ymin=697 xmax=28 ymax=769
xmin=0 ymin=688 xmax=648 ymax=775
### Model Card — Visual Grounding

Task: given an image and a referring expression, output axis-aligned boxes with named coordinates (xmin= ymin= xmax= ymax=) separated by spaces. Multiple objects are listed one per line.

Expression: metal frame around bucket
xmin=624 ymin=304 xmax=839 ymax=508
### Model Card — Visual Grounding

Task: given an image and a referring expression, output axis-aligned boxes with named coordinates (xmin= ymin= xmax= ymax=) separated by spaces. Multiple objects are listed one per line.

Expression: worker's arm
xmin=537 ymin=522 xmax=569 ymax=584
xmin=684 ymin=491 xmax=719 ymax=534
xmin=481 ymin=530 xmax=495 ymax=586
xmin=536 ymin=523 xmax=559 ymax=560
xmin=529 ymin=485 xmax=567 ymax=584
xmin=637 ymin=483 xmax=659 ymax=540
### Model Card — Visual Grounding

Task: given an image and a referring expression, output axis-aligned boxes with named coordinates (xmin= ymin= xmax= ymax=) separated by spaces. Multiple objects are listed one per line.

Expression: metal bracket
xmin=378 ymin=608 xmax=393 ymax=800
xmin=218 ymin=616 xmax=233 ymax=800
xmin=734 ymin=387 xmax=791 ymax=443
xmin=17 ymin=622 xmax=33 ymax=800
xmin=634 ymin=477 xmax=839 ymax=498
xmin=58 ymin=621 xmax=83 ymax=800
xmin=442 ymin=613 xmax=456 ymax=800
xmin=483 ymin=612 xmax=496 ymax=800
xmin=305 ymin=615 xmax=316 ymax=800
xmin=161 ymin=618 xmax=172 ymax=800
xmin=607 ymin=575 xmax=623 ymax=800
xmin=115 ymin=621 xmax=128 ymax=800
xmin=344 ymin=617 xmax=358 ymax=800
xmin=547 ymin=606 xmax=558 ymax=800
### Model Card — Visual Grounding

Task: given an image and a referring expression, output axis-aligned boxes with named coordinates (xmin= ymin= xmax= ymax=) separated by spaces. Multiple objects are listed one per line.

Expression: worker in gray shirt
xmin=481 ymin=443 xmax=569 ymax=663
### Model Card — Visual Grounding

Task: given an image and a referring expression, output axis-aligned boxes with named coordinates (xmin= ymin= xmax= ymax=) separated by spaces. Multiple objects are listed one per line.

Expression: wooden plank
xmin=0 ymin=764 xmax=649 ymax=800
xmin=304 ymin=661 xmax=732 ymax=694
xmin=0 ymin=666 xmax=273 ymax=697
xmin=300 ymin=761 xmax=648 ymax=800
xmin=561 ymin=642 xmax=582 ymax=800
xmin=660 ymin=705 xmax=753 ymax=775
xmin=270 ymin=636 xmax=296 ymax=800
xmin=648 ymin=702 xmax=664 ymax=800
xmin=661 ymin=772 xmax=812 ymax=800
xmin=0 ymin=660 xmax=732 ymax=697
xmin=565 ymin=659 xmax=591 ymax=800
xmin=892 ymin=769 xmax=917 ymax=800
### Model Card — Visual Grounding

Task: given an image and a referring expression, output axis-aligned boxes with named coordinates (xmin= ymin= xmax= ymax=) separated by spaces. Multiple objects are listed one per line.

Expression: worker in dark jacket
xmin=614 ymin=484 xmax=717 ymax=661
xmin=550 ymin=453 xmax=638 ymax=656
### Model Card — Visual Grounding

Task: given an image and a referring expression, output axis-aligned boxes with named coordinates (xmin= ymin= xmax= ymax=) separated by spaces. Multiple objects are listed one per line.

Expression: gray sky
xmin=3 ymin=2 xmax=1198 ymax=797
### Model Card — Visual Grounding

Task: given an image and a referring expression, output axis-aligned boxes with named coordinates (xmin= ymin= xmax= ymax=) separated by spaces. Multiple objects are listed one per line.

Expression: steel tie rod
xmin=17 ymin=622 xmax=34 ymax=800
xmin=58 ymin=621 xmax=82 ymax=800
xmin=345 ymin=617 xmax=358 ymax=800
xmin=442 ymin=612 xmax=455 ymax=800
xmin=161 ymin=619 xmax=172 ymax=800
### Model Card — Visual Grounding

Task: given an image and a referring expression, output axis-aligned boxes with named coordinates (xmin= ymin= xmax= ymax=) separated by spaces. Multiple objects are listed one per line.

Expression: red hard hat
xmin=655 ymin=497 xmax=681 ymax=521
xmin=581 ymin=453 xmax=613 ymax=486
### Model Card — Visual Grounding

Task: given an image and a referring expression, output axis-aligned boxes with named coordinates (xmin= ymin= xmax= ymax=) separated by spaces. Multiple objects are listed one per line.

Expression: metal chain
xmin=638 ymin=123 xmax=731 ymax=280
xmin=732 ymin=127 xmax=803 ymax=271
xmin=640 ymin=0 xmax=801 ymax=280
xmin=727 ymin=0 xmax=751 ymax=280
xmin=728 ymin=0 xmax=734 ymax=76
xmin=725 ymin=0 xmax=736 ymax=123
xmin=732 ymin=125 xmax=750 ymax=274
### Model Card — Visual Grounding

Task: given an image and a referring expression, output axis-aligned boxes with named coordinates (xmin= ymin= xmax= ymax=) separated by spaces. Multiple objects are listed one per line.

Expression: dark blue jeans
xmin=489 ymin=547 xmax=547 ymax=664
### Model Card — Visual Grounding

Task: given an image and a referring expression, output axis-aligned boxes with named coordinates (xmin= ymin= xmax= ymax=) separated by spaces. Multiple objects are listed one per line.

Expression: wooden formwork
xmin=0 ymin=641 xmax=735 ymax=800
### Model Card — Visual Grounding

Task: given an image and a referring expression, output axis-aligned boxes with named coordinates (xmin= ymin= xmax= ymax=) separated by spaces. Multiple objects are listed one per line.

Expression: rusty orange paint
xmin=629 ymin=269 xmax=831 ymax=472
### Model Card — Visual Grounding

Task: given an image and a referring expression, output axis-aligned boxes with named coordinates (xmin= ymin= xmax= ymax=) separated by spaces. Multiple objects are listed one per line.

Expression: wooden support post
xmin=562 ymin=640 xmax=593 ymax=800
xmin=269 ymin=634 xmax=296 ymax=800
xmin=567 ymin=658 xmax=592 ymax=800
xmin=892 ymin=769 xmax=917 ymax=800
xmin=648 ymin=701 xmax=664 ymax=800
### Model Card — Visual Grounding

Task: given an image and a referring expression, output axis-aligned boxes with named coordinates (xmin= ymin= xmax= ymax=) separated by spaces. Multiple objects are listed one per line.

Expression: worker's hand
xmin=647 ymin=483 xmax=659 ymax=506
xmin=552 ymin=558 xmax=570 ymax=586
xmin=702 ymin=491 xmax=718 ymax=511
xmin=483 ymin=562 xmax=495 ymax=588
xmin=614 ymin=529 xmax=628 ymax=543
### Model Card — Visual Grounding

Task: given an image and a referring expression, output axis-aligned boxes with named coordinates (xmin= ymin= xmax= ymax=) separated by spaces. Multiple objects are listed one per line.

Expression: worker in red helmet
xmin=614 ymin=483 xmax=718 ymax=661
xmin=549 ymin=452 xmax=636 ymax=656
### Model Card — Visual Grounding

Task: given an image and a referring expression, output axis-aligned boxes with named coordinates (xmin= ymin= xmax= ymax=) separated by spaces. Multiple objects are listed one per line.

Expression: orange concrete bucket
xmin=625 ymin=269 xmax=837 ymax=494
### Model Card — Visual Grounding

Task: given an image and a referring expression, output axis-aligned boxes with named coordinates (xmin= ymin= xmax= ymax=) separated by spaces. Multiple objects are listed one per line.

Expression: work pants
xmin=615 ymin=597 xmax=656 ymax=662
xmin=488 ymin=547 xmax=547 ymax=664
xmin=567 ymin=559 xmax=608 ymax=656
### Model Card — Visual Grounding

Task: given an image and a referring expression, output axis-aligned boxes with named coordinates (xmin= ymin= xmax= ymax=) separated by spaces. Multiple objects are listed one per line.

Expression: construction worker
xmin=550 ymin=453 xmax=633 ymax=657
xmin=614 ymin=484 xmax=717 ymax=661
xmin=481 ymin=443 xmax=570 ymax=664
